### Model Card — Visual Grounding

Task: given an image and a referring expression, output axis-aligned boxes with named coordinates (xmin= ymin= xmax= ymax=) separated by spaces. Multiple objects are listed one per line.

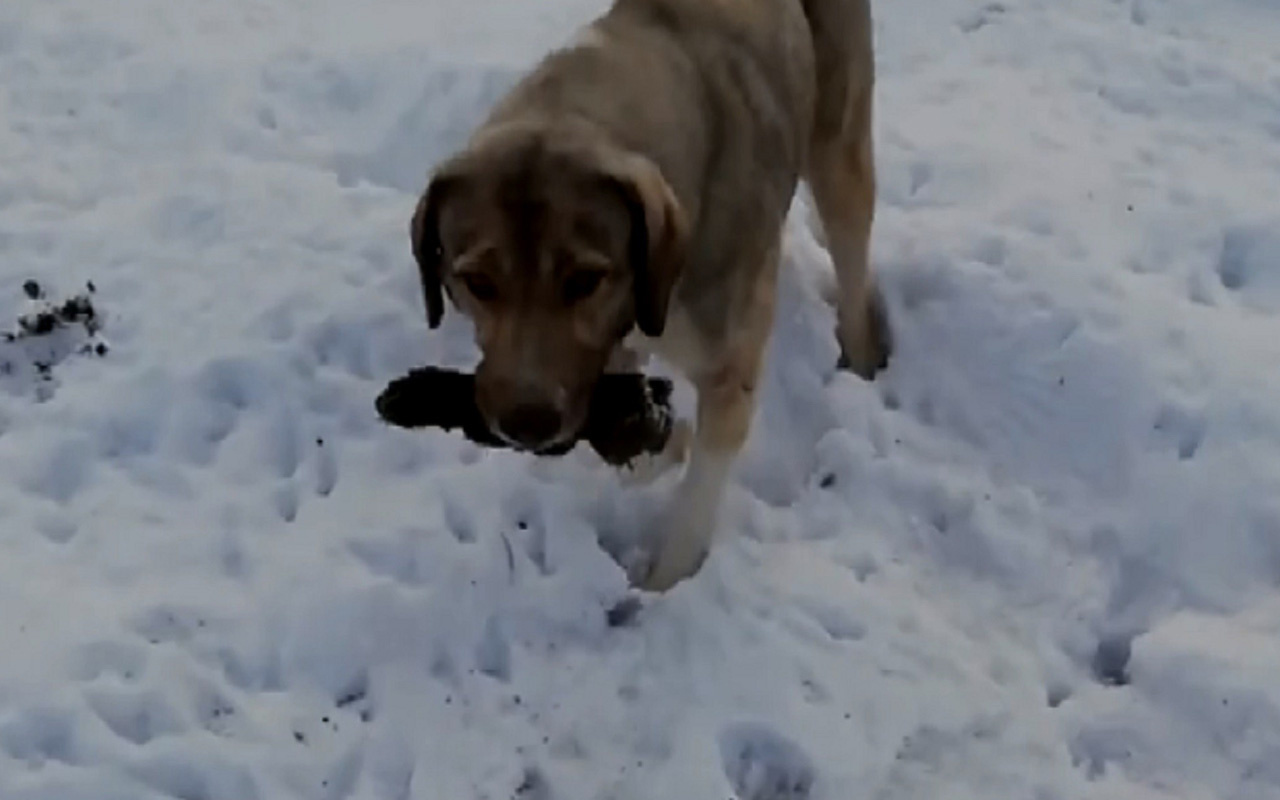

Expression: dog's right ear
xmin=410 ymin=173 xmax=458 ymax=330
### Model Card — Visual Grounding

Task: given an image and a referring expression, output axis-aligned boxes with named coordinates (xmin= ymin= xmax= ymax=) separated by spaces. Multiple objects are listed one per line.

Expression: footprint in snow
xmin=1151 ymin=401 xmax=1206 ymax=461
xmin=272 ymin=437 xmax=341 ymax=523
xmin=1216 ymin=223 xmax=1280 ymax=313
xmin=273 ymin=482 xmax=300 ymax=523
xmin=800 ymin=601 xmax=868 ymax=644
xmin=84 ymin=685 xmax=186 ymax=746
xmin=68 ymin=639 xmax=149 ymax=683
xmin=719 ymin=723 xmax=816 ymax=800
xmin=127 ymin=605 xmax=213 ymax=646
xmin=957 ymin=3 xmax=1007 ymax=33
xmin=0 ymin=705 xmax=79 ymax=766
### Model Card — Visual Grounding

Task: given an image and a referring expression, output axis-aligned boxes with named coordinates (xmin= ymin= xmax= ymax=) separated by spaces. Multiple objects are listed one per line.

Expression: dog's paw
xmin=634 ymin=514 xmax=711 ymax=592
xmin=837 ymin=286 xmax=891 ymax=379
xmin=636 ymin=548 xmax=708 ymax=592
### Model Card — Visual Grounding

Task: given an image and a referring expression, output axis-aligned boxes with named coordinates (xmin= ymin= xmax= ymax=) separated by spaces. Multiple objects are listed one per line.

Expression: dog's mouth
xmin=528 ymin=437 xmax=578 ymax=456
xmin=487 ymin=427 xmax=578 ymax=456
xmin=475 ymin=371 xmax=604 ymax=456
xmin=481 ymin=400 xmax=592 ymax=456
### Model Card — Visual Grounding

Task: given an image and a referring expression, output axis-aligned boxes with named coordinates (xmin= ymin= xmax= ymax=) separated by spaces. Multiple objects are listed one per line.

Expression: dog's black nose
xmin=497 ymin=404 xmax=564 ymax=449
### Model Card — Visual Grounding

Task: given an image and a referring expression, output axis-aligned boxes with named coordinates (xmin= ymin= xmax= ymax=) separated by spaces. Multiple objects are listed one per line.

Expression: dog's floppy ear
xmin=409 ymin=171 xmax=459 ymax=330
xmin=602 ymin=155 xmax=688 ymax=338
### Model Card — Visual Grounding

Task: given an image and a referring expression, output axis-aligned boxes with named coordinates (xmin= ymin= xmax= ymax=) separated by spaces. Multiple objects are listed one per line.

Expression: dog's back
xmin=482 ymin=0 xmax=820 ymax=219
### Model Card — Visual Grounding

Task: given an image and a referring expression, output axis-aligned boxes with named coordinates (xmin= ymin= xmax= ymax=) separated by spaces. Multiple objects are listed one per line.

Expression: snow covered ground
xmin=1 ymin=0 xmax=1279 ymax=797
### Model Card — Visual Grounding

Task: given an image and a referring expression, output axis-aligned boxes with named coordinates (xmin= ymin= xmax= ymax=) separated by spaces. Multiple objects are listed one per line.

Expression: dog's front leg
xmin=639 ymin=259 xmax=776 ymax=591
xmin=640 ymin=358 xmax=759 ymax=591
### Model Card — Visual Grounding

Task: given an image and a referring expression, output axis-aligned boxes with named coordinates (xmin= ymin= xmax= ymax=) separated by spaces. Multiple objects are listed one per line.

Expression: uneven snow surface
xmin=1 ymin=1 xmax=1279 ymax=798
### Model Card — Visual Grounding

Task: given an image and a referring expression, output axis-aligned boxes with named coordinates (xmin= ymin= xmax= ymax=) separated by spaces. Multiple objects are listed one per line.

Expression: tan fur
xmin=411 ymin=0 xmax=889 ymax=590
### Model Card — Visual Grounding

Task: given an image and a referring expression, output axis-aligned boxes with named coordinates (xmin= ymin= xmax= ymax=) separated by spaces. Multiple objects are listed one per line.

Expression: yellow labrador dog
xmin=411 ymin=0 xmax=889 ymax=590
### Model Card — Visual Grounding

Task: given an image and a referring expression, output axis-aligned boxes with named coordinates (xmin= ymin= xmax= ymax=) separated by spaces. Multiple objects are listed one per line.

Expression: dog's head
xmin=410 ymin=124 xmax=688 ymax=452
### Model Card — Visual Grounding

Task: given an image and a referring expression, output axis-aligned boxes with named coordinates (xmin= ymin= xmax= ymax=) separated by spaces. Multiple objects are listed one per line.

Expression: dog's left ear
xmin=602 ymin=155 xmax=689 ymax=338
xmin=410 ymin=171 xmax=460 ymax=330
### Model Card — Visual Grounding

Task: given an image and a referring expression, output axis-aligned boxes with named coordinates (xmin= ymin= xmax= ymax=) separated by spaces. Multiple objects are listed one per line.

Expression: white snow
xmin=0 ymin=0 xmax=1279 ymax=798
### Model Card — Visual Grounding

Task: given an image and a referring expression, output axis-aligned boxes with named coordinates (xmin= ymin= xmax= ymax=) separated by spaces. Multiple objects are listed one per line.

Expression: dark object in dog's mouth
xmin=375 ymin=366 xmax=674 ymax=467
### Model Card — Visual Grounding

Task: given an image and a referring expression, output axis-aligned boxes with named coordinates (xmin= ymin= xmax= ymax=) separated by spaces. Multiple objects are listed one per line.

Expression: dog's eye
xmin=459 ymin=272 xmax=499 ymax=303
xmin=563 ymin=269 xmax=607 ymax=304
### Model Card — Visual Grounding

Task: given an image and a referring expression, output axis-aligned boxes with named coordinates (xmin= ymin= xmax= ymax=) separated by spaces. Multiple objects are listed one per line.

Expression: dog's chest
xmin=624 ymin=303 xmax=715 ymax=380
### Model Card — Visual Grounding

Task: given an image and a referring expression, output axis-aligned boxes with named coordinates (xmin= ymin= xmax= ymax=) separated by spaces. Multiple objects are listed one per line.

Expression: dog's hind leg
xmin=802 ymin=0 xmax=890 ymax=379
xmin=808 ymin=111 xmax=889 ymax=378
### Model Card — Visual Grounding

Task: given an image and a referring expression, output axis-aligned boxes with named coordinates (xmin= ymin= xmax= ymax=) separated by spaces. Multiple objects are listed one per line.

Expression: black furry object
xmin=375 ymin=367 xmax=674 ymax=467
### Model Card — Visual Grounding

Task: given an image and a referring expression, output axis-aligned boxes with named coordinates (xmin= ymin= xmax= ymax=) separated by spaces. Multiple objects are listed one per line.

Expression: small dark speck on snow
xmin=606 ymin=596 xmax=643 ymax=628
